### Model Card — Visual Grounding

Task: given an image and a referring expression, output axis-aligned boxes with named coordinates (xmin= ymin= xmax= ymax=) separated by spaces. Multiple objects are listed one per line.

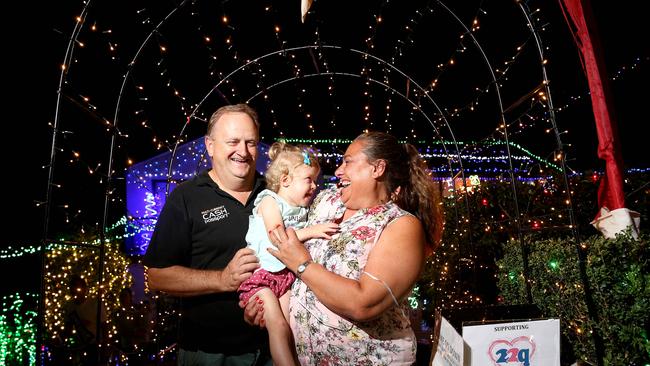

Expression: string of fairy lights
xmin=370 ymin=3 xmax=395 ymax=132
xmin=271 ymin=5 xmax=313 ymax=135
xmin=554 ymin=55 xmax=649 ymax=114
xmin=56 ymin=3 xmax=646 ymax=177
xmin=14 ymin=1 xmax=643 ymax=362
xmin=0 ymin=292 xmax=38 ymax=364
xmin=427 ymin=5 xmax=554 ymax=166
xmin=4 ymin=175 xmax=648 ymax=363
xmin=362 ymin=1 xmax=396 ymax=130
xmin=4 ymin=167 xmax=644 ymax=264
xmin=49 ymin=0 xmax=646 ymax=220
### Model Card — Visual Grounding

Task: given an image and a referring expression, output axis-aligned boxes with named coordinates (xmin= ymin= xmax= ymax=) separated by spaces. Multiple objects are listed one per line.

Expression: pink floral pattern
xmin=351 ymin=226 xmax=376 ymax=240
xmin=290 ymin=187 xmax=416 ymax=365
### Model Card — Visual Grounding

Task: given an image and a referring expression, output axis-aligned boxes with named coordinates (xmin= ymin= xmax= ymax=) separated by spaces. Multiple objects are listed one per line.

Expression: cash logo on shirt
xmin=202 ymin=205 xmax=229 ymax=224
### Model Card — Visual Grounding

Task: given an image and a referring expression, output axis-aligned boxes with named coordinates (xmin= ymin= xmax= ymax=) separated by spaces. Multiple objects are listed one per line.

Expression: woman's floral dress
xmin=289 ymin=187 xmax=416 ymax=365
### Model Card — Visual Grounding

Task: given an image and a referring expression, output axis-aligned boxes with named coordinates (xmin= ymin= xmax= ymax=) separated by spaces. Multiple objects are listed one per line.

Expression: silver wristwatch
xmin=296 ymin=260 xmax=312 ymax=278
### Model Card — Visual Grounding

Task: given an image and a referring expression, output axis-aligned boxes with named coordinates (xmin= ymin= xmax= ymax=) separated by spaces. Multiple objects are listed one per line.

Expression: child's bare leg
xmin=279 ymin=291 xmax=291 ymax=323
xmin=255 ymin=288 xmax=299 ymax=366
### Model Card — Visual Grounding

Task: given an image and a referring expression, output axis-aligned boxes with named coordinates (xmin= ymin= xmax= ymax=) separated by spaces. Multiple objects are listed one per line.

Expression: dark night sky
xmin=1 ymin=0 xmax=648 ymax=253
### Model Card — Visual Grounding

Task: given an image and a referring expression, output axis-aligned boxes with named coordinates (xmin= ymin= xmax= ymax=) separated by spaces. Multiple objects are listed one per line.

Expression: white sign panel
xmin=431 ymin=316 xmax=464 ymax=366
xmin=462 ymin=318 xmax=560 ymax=366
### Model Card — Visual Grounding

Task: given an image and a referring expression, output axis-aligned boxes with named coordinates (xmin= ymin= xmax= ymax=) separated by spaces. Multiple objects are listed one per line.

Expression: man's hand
xmin=219 ymin=248 xmax=260 ymax=291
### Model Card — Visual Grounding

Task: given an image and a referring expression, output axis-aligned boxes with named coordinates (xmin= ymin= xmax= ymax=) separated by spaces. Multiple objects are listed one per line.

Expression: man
xmin=144 ymin=104 xmax=270 ymax=365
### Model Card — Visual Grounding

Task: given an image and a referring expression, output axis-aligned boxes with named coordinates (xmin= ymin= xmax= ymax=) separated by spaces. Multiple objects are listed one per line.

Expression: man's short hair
xmin=207 ymin=103 xmax=259 ymax=136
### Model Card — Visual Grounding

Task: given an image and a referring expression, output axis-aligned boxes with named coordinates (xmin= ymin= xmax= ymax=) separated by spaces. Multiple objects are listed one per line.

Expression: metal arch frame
xmin=517 ymin=2 xmax=578 ymax=235
xmin=42 ymin=3 xmax=580 ymax=360
xmin=100 ymin=0 xmax=190 ymax=299
xmin=517 ymin=2 xmax=602 ymax=362
xmin=170 ymin=0 xmax=576 ymax=306
xmin=179 ymin=45 xmax=462 ymax=174
xmin=45 ymin=2 xmax=573 ymax=253
xmin=243 ymin=70 xmax=459 ymax=176
xmin=39 ymin=2 xmax=191 ymax=365
xmin=434 ymin=0 xmax=525 ymax=285
xmin=39 ymin=1 xmax=96 ymax=364
xmin=169 ymin=44 xmax=475 ymax=259
xmin=432 ymin=0 xmax=575 ymax=304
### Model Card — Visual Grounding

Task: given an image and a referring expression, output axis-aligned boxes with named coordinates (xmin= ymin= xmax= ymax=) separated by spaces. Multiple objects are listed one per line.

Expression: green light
xmin=0 ymin=293 xmax=38 ymax=365
xmin=549 ymin=260 xmax=559 ymax=270
xmin=274 ymin=138 xmax=562 ymax=171
xmin=407 ymin=285 xmax=420 ymax=309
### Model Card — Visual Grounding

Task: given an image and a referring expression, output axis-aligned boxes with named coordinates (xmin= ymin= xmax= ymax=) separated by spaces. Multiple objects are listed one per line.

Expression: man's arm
xmin=147 ymin=248 xmax=260 ymax=296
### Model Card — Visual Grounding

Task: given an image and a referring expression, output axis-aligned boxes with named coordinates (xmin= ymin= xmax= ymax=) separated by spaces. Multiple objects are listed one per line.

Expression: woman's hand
xmin=267 ymin=226 xmax=312 ymax=273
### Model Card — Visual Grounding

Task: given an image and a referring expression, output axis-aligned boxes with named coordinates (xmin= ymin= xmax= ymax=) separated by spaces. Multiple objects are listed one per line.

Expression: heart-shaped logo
xmin=487 ymin=336 xmax=536 ymax=366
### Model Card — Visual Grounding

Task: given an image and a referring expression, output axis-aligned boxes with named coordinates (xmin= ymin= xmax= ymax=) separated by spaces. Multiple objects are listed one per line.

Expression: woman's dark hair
xmin=355 ymin=131 xmax=443 ymax=250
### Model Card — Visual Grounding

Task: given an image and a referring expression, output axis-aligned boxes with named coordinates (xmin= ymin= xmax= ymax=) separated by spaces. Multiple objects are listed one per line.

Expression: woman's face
xmin=334 ymin=140 xmax=377 ymax=209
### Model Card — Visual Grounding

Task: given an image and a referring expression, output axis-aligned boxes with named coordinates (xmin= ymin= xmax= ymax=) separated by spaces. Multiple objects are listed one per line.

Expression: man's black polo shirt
xmin=144 ymin=170 xmax=266 ymax=354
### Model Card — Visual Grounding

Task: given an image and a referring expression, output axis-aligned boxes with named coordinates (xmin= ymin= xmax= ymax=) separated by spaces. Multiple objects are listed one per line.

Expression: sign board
xmin=462 ymin=318 xmax=560 ymax=366
xmin=430 ymin=314 xmax=465 ymax=366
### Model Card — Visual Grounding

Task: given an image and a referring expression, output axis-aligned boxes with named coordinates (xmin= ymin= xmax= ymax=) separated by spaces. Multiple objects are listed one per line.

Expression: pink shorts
xmin=238 ymin=268 xmax=296 ymax=304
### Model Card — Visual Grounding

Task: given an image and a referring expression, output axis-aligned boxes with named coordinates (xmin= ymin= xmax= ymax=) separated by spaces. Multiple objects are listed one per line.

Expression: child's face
xmin=282 ymin=164 xmax=320 ymax=207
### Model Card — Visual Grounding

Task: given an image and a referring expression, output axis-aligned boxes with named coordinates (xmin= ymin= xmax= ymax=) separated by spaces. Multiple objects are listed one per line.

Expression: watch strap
xmin=296 ymin=260 xmax=312 ymax=278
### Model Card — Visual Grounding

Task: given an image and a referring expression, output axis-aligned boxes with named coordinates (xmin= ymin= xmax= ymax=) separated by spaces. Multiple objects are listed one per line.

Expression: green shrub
xmin=0 ymin=293 xmax=38 ymax=366
xmin=497 ymin=232 xmax=649 ymax=365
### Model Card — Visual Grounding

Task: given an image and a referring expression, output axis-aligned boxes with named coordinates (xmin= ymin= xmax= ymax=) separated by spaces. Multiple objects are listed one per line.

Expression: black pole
xmin=39 ymin=3 xmax=93 ymax=364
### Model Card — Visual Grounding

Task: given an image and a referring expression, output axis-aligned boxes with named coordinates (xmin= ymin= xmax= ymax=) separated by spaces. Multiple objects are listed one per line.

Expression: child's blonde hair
xmin=265 ymin=142 xmax=320 ymax=192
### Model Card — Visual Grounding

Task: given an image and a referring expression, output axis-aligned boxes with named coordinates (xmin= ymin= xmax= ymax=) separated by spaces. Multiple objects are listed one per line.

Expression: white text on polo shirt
xmin=202 ymin=206 xmax=229 ymax=223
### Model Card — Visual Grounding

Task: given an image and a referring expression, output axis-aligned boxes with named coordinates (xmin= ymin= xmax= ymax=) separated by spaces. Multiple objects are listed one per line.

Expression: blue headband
xmin=302 ymin=151 xmax=311 ymax=166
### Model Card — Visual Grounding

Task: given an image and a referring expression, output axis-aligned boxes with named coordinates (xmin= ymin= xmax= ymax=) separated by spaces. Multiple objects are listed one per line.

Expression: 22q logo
xmin=488 ymin=336 xmax=536 ymax=366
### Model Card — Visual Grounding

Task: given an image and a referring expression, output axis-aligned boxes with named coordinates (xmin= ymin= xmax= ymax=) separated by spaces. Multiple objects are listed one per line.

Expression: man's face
xmin=205 ymin=112 xmax=259 ymax=182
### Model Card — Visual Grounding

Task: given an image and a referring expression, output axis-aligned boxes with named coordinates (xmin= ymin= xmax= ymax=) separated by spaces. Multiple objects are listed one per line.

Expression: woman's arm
xmin=269 ymin=215 xmax=425 ymax=322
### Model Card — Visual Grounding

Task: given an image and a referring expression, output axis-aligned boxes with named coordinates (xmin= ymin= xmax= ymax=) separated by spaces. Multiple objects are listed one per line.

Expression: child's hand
xmin=307 ymin=222 xmax=340 ymax=240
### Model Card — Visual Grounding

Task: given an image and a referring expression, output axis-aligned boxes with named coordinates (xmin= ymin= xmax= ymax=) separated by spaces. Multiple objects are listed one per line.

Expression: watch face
xmin=297 ymin=261 xmax=311 ymax=276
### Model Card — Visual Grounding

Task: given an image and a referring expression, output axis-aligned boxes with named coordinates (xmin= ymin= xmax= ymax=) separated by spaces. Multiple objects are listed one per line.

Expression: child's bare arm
xmin=295 ymin=222 xmax=339 ymax=241
xmin=258 ymin=196 xmax=286 ymax=237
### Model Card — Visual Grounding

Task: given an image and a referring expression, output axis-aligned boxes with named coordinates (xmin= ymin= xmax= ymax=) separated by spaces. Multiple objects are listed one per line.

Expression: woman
xmin=245 ymin=131 xmax=442 ymax=365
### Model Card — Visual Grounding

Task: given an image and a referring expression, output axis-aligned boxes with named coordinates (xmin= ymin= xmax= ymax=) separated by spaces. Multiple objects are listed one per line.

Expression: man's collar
xmin=197 ymin=169 xmax=265 ymax=193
